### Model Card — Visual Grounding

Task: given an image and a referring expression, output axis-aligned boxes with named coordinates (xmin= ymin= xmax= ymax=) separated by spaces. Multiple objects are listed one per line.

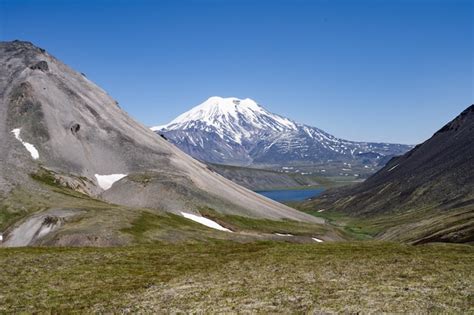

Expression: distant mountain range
xmin=153 ymin=97 xmax=411 ymax=167
xmin=307 ymin=104 xmax=474 ymax=244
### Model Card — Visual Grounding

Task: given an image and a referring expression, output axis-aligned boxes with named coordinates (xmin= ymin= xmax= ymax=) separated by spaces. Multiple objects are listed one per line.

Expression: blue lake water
xmin=256 ymin=188 xmax=324 ymax=202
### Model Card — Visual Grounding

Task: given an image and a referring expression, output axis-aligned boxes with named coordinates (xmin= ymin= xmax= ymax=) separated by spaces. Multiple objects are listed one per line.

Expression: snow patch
xmin=312 ymin=237 xmax=324 ymax=243
xmin=388 ymin=164 xmax=399 ymax=172
xmin=11 ymin=128 xmax=39 ymax=160
xmin=181 ymin=212 xmax=232 ymax=232
xmin=275 ymin=233 xmax=293 ymax=237
xmin=150 ymin=125 xmax=166 ymax=131
xmin=95 ymin=174 xmax=127 ymax=190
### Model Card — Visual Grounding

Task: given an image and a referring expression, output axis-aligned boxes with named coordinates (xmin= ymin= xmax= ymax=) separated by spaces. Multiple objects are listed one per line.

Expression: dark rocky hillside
xmin=306 ymin=105 xmax=474 ymax=243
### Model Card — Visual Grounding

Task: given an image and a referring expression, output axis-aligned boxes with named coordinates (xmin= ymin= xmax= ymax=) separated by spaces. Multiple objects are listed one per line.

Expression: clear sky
xmin=1 ymin=0 xmax=472 ymax=144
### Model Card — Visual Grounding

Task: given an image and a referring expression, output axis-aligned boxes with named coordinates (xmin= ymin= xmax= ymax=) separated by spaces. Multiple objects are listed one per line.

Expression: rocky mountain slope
xmin=0 ymin=40 xmax=333 ymax=246
xmin=305 ymin=105 xmax=474 ymax=243
xmin=153 ymin=97 xmax=411 ymax=167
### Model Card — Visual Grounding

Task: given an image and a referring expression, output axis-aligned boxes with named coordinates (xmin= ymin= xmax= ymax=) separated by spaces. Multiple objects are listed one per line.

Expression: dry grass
xmin=0 ymin=242 xmax=472 ymax=313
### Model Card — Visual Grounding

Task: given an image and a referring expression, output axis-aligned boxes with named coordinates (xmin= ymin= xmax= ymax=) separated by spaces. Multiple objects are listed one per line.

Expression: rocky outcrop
xmin=30 ymin=60 xmax=49 ymax=72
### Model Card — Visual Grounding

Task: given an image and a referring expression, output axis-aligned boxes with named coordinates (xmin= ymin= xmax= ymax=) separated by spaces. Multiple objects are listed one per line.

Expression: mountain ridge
xmin=0 ymin=40 xmax=330 ymax=246
xmin=154 ymin=96 xmax=411 ymax=167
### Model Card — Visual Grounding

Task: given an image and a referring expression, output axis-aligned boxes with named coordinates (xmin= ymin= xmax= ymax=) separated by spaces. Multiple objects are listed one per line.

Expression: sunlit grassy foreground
xmin=1 ymin=241 xmax=472 ymax=313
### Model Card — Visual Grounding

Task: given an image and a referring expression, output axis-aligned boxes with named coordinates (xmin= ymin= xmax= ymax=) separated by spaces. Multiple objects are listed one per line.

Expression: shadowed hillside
xmin=304 ymin=105 xmax=474 ymax=243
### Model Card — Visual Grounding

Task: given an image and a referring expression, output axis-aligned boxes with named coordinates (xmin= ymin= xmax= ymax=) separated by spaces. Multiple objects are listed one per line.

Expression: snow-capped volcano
xmin=153 ymin=97 xmax=411 ymax=166
xmin=153 ymin=96 xmax=297 ymax=145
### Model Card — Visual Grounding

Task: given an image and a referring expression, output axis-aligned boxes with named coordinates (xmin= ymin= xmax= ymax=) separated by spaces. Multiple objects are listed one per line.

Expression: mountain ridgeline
xmin=0 ymin=41 xmax=332 ymax=246
xmin=306 ymin=105 xmax=474 ymax=244
xmin=153 ymin=97 xmax=411 ymax=167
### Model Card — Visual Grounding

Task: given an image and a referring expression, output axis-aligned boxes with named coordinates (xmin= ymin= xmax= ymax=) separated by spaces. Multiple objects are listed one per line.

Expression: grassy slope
xmin=0 ymin=242 xmax=472 ymax=313
xmin=119 ymin=209 xmax=338 ymax=244
xmin=0 ymin=168 xmax=341 ymax=245
xmin=198 ymin=207 xmax=337 ymax=237
xmin=296 ymin=200 xmax=474 ymax=243
xmin=1 ymin=169 xmax=472 ymax=312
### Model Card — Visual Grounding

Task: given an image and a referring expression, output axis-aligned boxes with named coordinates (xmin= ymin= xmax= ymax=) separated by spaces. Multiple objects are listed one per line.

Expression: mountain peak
xmin=1 ymin=40 xmax=47 ymax=55
xmin=206 ymin=96 xmax=256 ymax=104
xmin=198 ymin=96 xmax=261 ymax=111
xmin=152 ymin=97 xmax=297 ymax=143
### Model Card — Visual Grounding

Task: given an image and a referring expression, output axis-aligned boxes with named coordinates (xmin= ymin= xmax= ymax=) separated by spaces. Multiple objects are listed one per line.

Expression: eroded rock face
xmin=1 ymin=209 xmax=82 ymax=247
xmin=30 ymin=60 xmax=49 ymax=72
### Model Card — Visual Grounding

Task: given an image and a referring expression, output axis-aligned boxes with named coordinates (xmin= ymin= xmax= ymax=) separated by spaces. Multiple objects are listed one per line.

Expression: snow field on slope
xmin=181 ymin=212 xmax=232 ymax=232
xmin=11 ymin=128 xmax=40 ymax=160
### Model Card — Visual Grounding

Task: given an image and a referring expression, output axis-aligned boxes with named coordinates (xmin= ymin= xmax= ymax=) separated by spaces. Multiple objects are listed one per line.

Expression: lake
xmin=256 ymin=188 xmax=324 ymax=202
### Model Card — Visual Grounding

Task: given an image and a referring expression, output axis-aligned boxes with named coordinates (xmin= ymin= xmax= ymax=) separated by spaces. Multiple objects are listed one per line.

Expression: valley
xmin=0 ymin=38 xmax=471 ymax=313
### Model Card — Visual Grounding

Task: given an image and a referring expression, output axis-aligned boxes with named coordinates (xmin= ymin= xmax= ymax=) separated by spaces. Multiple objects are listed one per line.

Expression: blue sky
xmin=1 ymin=0 xmax=472 ymax=144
